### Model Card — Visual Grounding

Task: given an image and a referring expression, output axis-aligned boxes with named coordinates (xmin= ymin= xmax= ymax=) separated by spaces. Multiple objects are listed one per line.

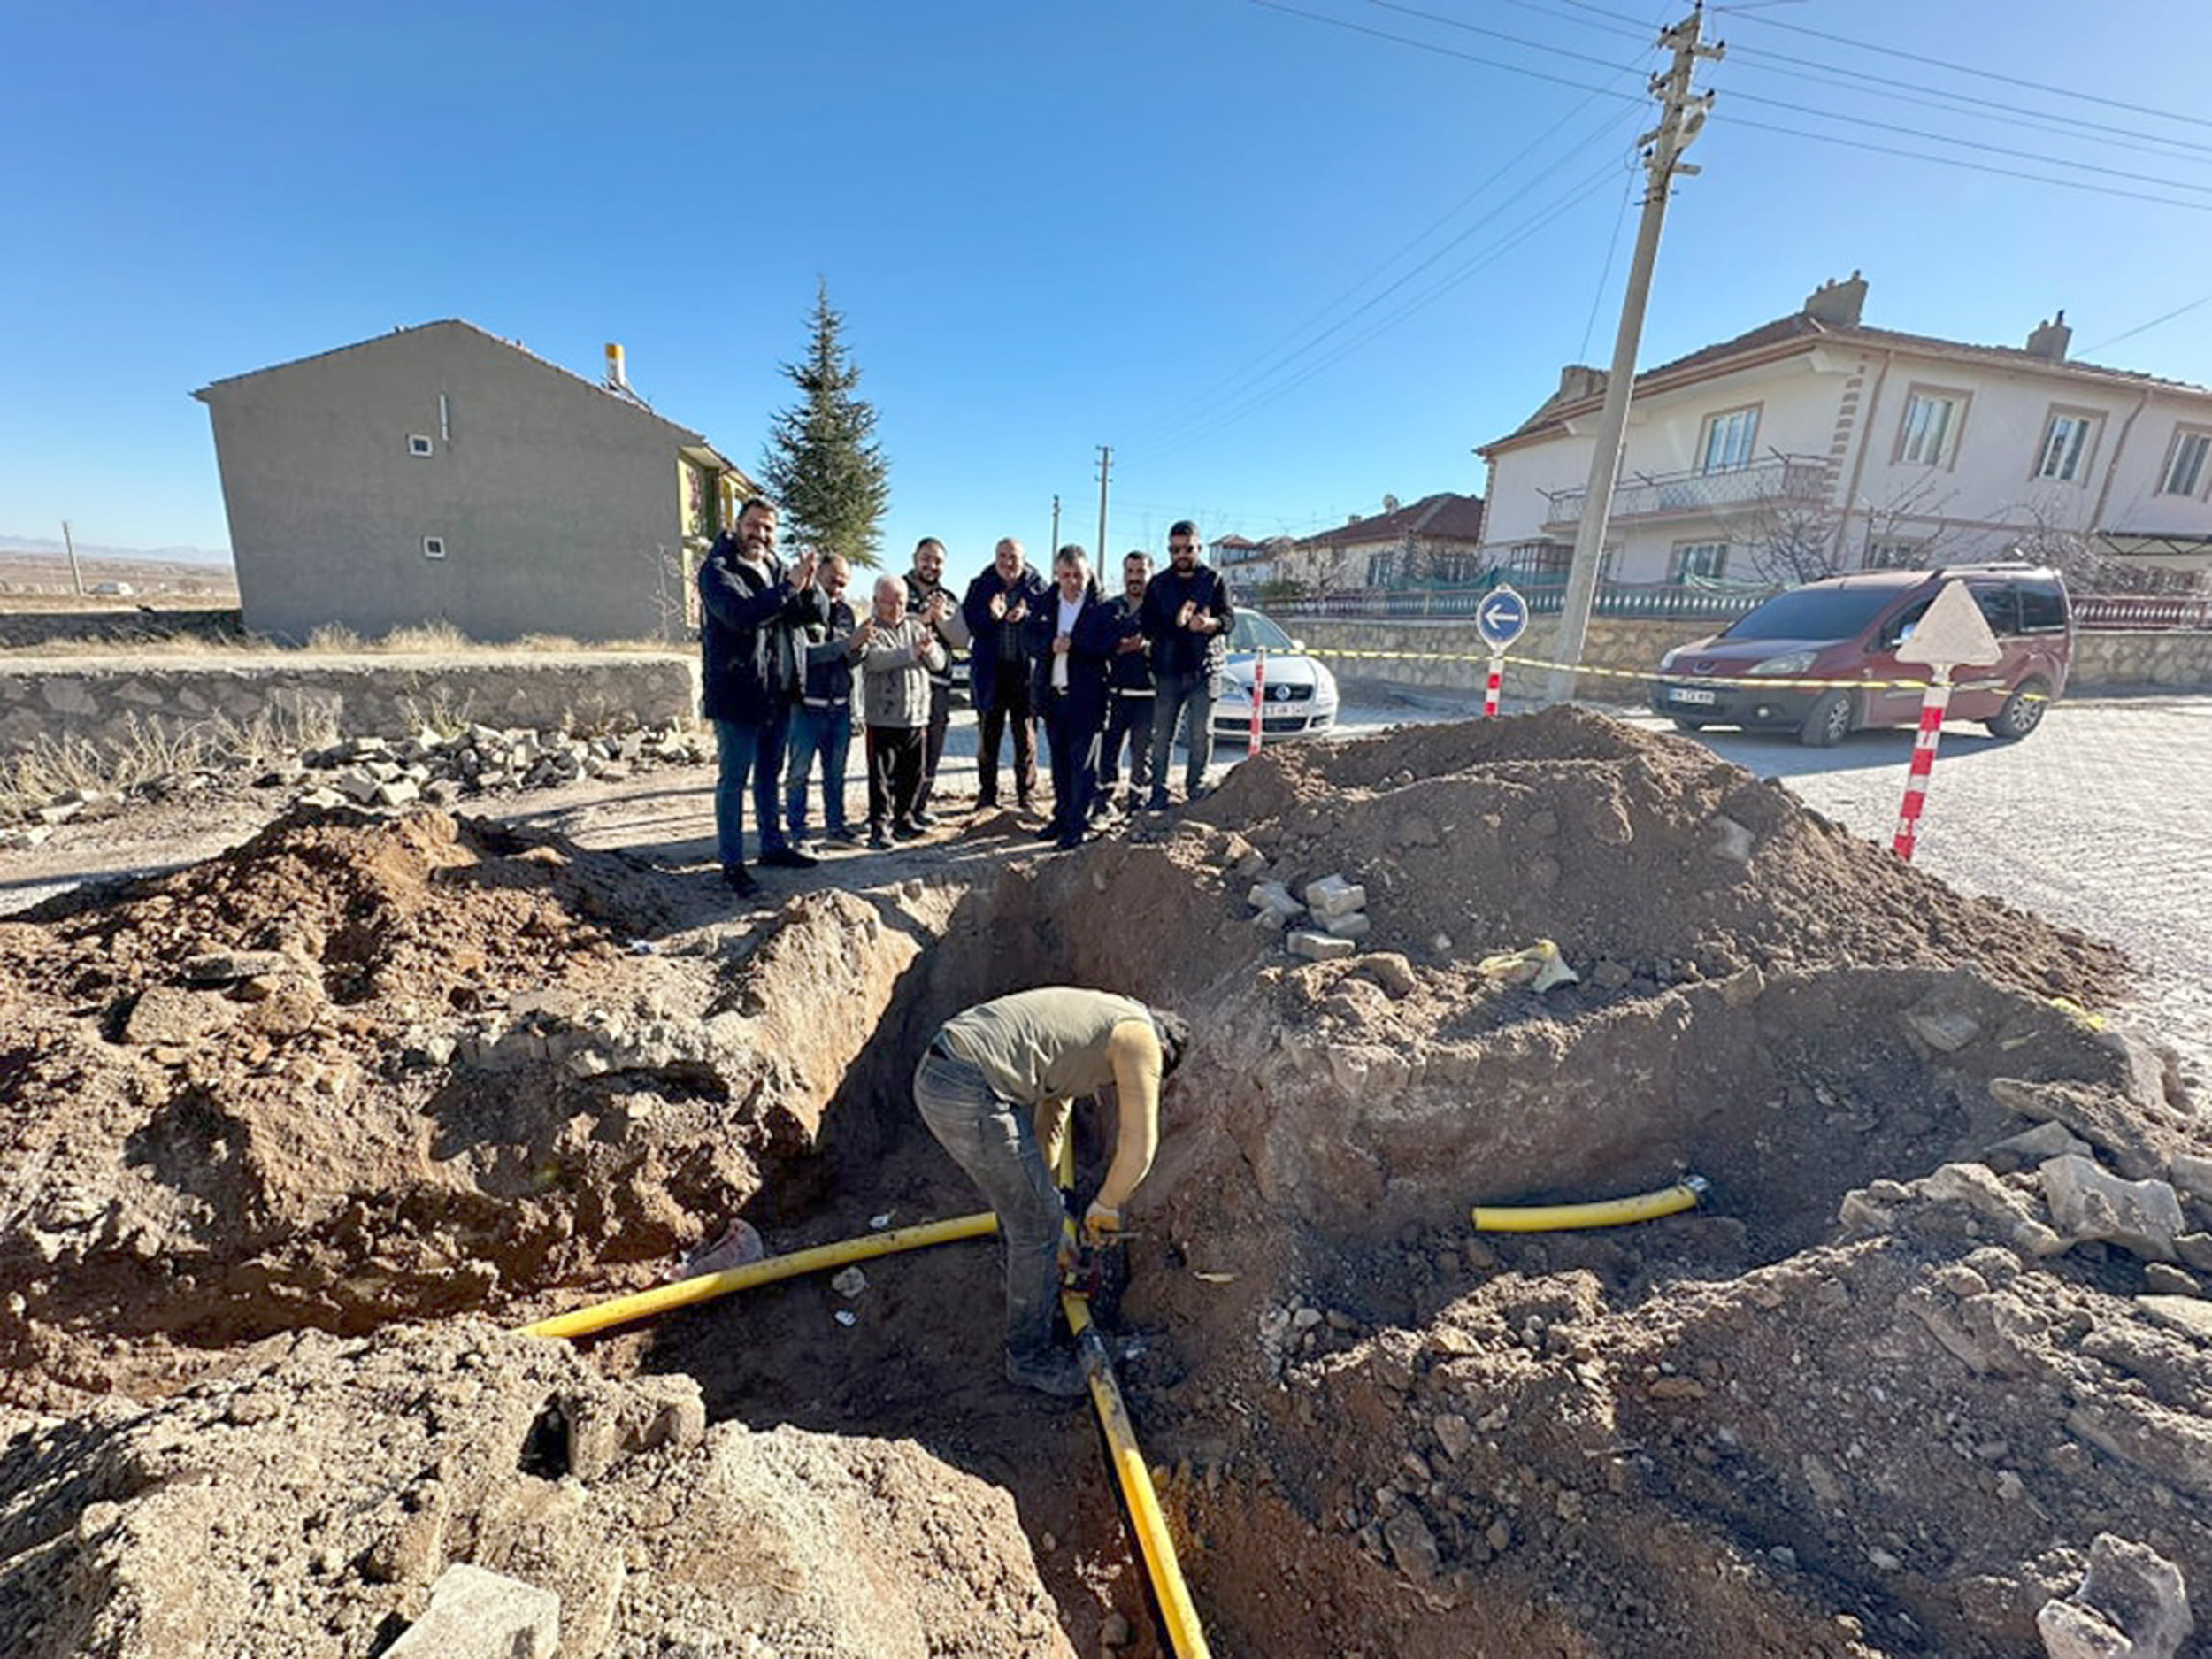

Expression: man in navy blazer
xmin=697 ymin=498 xmax=824 ymax=897
xmin=1028 ymin=545 xmax=1115 ymax=849
xmin=961 ymin=537 xmax=1050 ymax=813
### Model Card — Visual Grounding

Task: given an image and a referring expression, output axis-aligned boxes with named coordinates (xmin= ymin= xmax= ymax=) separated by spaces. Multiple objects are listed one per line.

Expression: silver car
xmin=1209 ymin=608 xmax=1340 ymax=742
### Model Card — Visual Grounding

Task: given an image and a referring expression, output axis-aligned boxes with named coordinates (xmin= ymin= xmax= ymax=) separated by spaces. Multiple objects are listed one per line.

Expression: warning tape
xmin=1297 ymin=643 xmax=2039 ymax=699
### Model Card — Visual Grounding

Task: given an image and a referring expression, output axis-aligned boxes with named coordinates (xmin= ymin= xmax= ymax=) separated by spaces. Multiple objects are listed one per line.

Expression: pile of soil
xmin=3 ymin=709 xmax=2207 ymax=1657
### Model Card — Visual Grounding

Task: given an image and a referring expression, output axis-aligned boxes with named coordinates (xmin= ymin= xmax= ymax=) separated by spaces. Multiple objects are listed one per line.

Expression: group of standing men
xmin=698 ymin=502 xmax=1236 ymax=890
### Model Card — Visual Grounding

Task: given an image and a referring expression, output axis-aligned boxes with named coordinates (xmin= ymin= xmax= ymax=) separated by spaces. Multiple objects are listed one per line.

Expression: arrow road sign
xmin=1476 ymin=586 xmax=1530 ymax=650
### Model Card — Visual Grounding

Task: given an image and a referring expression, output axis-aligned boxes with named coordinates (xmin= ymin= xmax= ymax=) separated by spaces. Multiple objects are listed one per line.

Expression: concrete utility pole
xmin=1094 ymin=446 xmax=1113 ymax=564
xmin=1547 ymin=8 xmax=1724 ymax=703
xmin=61 ymin=519 xmax=85 ymax=596
xmin=1050 ymin=494 xmax=1062 ymax=555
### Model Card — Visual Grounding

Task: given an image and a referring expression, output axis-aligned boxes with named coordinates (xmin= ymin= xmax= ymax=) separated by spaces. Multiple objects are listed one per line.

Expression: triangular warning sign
xmin=1895 ymin=579 xmax=2001 ymax=669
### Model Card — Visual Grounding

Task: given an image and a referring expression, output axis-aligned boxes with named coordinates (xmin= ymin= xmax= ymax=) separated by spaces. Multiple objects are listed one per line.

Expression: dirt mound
xmin=0 ymin=1319 xmax=1067 ymax=1658
xmin=0 ymin=808 xmax=952 ymax=1404
xmin=3 ymin=709 xmax=2208 ymax=1656
xmin=1194 ymin=705 xmax=2123 ymax=1004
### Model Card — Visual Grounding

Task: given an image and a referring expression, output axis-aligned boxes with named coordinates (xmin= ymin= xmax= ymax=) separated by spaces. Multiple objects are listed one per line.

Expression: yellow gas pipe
xmin=1056 ymin=1142 xmax=1213 ymax=1659
xmin=1471 ymin=1174 xmax=1709 ymax=1233
xmin=518 ymin=1211 xmax=997 ymax=1340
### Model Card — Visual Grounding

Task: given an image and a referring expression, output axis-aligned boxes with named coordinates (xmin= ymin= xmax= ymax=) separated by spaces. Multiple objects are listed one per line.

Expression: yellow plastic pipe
xmin=1054 ymin=1139 xmax=1212 ymax=1659
xmin=518 ymin=1211 xmax=998 ymax=1340
xmin=1471 ymin=1174 xmax=1709 ymax=1233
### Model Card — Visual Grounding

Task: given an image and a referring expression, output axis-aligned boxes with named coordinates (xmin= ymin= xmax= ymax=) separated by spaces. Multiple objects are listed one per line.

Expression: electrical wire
xmin=1724 ymin=114 xmax=2212 ymax=215
xmin=1247 ymin=0 xmax=1642 ymax=101
xmin=1578 ymin=162 xmax=1639 ymax=361
xmin=2079 ymin=292 xmax=2212 ymax=357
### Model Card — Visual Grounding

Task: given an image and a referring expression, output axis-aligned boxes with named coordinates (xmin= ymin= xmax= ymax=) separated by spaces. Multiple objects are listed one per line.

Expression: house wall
xmin=1485 ymin=345 xmax=2212 ymax=584
xmin=202 ymin=324 xmax=703 ymax=644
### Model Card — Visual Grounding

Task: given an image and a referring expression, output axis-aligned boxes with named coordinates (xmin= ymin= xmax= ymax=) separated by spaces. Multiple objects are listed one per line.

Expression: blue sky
xmin=4 ymin=0 xmax=2210 ymax=569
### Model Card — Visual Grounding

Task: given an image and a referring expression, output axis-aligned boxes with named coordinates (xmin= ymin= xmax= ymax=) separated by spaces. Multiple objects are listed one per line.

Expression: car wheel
xmin=1983 ymin=678 xmax=2049 ymax=741
xmin=1669 ymin=717 xmax=1706 ymax=733
xmin=1797 ymin=688 xmax=1854 ymax=748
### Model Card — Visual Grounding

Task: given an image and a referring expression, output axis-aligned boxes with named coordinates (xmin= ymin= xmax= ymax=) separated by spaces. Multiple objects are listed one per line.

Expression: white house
xmin=1476 ymin=273 xmax=2212 ymax=588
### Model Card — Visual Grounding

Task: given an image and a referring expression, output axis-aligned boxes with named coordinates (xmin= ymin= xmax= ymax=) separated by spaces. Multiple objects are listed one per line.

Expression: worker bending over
xmin=912 ymin=987 xmax=1188 ymax=1397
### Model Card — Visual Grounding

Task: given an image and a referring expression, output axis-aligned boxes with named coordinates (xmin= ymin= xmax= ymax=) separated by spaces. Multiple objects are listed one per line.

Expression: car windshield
xmin=1229 ymin=611 xmax=1295 ymax=652
xmin=1720 ymin=585 xmax=1903 ymax=642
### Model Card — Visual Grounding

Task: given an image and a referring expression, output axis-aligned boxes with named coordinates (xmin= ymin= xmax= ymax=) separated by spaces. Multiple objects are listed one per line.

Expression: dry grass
xmin=0 ymin=702 xmax=340 ymax=813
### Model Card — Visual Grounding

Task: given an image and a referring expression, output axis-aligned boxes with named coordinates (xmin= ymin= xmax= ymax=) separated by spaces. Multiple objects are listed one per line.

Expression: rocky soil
xmin=1 ymin=707 xmax=2207 ymax=1657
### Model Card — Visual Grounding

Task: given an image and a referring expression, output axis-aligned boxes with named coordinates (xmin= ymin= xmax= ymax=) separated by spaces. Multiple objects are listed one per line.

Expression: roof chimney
xmin=2025 ymin=311 xmax=2071 ymax=362
xmin=604 ymin=342 xmax=629 ymax=390
xmin=1803 ymin=270 xmax=1868 ymax=328
xmin=1557 ymin=364 xmax=1608 ymax=404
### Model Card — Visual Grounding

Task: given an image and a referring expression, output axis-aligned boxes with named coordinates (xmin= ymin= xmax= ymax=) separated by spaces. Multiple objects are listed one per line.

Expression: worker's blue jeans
xmin=912 ymin=1043 xmax=1066 ymax=1368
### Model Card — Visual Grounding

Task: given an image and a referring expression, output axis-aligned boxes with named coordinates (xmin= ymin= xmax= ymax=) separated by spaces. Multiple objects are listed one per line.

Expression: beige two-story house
xmin=1477 ymin=273 xmax=2212 ymax=588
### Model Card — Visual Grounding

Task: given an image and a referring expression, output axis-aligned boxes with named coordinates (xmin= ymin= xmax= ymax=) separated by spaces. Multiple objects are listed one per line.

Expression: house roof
xmin=192 ymin=319 xmax=719 ymax=452
xmin=1211 ymin=534 xmax=1260 ymax=549
xmin=1294 ymin=492 xmax=1486 ymax=550
xmin=1483 ymin=311 xmax=2212 ymax=455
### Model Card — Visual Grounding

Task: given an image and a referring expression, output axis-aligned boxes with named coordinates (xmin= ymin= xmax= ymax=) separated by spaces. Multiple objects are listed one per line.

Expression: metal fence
xmin=1274 ymin=584 xmax=2211 ymax=632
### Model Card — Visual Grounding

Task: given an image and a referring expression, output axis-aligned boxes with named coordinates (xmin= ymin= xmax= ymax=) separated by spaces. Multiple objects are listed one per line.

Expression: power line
xmin=1365 ymin=0 xmax=1660 ymax=79
xmin=1578 ymin=162 xmax=1639 ymax=361
xmin=1724 ymin=115 xmax=2212 ymax=214
xmin=2079 ymin=291 xmax=2212 ymax=357
xmin=1248 ymin=0 xmax=1643 ymax=101
xmin=1719 ymin=6 xmax=2212 ymax=134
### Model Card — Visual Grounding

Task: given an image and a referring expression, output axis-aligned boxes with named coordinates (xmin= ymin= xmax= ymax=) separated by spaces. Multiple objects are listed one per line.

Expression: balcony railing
xmin=1543 ymin=456 xmax=1831 ymax=529
xmin=2072 ymin=593 xmax=2212 ymax=631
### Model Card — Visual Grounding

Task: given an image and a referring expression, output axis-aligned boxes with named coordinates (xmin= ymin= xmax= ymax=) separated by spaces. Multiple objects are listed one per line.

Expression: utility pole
xmin=1547 ymin=8 xmax=1723 ymax=703
xmin=61 ymin=519 xmax=86 ymax=596
xmin=1094 ymin=445 xmax=1113 ymax=564
xmin=1049 ymin=494 xmax=1061 ymax=555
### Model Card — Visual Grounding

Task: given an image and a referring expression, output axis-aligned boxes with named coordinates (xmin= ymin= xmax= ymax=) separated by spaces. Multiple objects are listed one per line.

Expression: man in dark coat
xmin=1027 ymin=544 xmax=1113 ymax=849
xmin=1094 ymin=549 xmax=1156 ymax=818
xmin=961 ymin=536 xmax=1048 ymax=813
xmin=697 ymin=498 xmax=823 ymax=897
xmin=1140 ymin=519 xmax=1233 ymax=810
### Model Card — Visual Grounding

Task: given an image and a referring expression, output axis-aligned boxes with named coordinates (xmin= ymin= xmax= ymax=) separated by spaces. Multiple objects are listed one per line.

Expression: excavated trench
xmin=4 ymin=710 xmax=2208 ymax=1658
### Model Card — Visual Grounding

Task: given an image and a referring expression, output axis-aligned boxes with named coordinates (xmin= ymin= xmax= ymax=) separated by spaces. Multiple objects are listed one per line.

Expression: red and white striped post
xmin=1483 ymin=652 xmax=1505 ymax=719
xmin=1248 ymin=648 xmax=1267 ymax=750
xmin=1891 ymin=667 xmax=1953 ymax=861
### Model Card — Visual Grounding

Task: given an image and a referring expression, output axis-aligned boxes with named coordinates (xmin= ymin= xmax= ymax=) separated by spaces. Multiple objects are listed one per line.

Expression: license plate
xmin=1668 ymin=687 xmax=1717 ymax=706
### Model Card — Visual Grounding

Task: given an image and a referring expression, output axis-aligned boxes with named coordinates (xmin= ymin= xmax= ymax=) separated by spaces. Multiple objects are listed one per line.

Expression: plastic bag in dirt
xmin=672 ymin=1217 xmax=766 ymax=1281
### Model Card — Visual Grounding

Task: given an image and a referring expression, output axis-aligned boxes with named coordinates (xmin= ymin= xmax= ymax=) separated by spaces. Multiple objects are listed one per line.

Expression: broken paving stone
xmin=1322 ymin=911 xmax=1372 ymax=941
xmin=180 ymin=950 xmax=295 ymax=986
xmin=1708 ymin=814 xmax=1756 ymax=864
xmin=1351 ymin=952 xmax=1418 ymax=999
xmin=1303 ymin=874 xmax=1367 ymax=919
xmin=2168 ymin=1154 xmax=2212 ymax=1207
xmin=2041 ymin=1154 xmax=2185 ymax=1263
xmin=1289 ymin=929 xmax=1356 ymax=962
xmin=2037 ymin=1533 xmax=2195 ymax=1659
xmin=1985 ymin=1118 xmax=2094 ymax=1175
xmin=1905 ymin=1006 xmax=1984 ymax=1054
xmin=1247 ymin=879 xmax=1303 ymax=921
xmin=387 ymin=1564 xmax=559 ymax=1659
xmin=2138 ymin=1295 xmax=2212 ymax=1341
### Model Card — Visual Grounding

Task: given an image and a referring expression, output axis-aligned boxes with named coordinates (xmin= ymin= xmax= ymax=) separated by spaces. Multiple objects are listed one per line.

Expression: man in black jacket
xmin=1095 ymin=549 xmax=1156 ymax=818
xmin=903 ymin=536 xmax=970 ymax=824
xmin=1027 ymin=544 xmax=1114 ymax=849
xmin=783 ymin=552 xmax=860 ymax=849
xmin=1140 ymin=520 xmax=1233 ymax=810
xmin=697 ymin=498 xmax=823 ymax=897
xmin=961 ymin=537 xmax=1048 ymax=813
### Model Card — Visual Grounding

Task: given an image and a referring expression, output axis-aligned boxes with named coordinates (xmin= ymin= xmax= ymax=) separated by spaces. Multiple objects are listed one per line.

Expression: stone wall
xmin=0 ymin=609 xmax=243 ymax=649
xmin=0 ymin=651 xmax=701 ymax=755
xmin=1286 ymin=617 xmax=2212 ymax=703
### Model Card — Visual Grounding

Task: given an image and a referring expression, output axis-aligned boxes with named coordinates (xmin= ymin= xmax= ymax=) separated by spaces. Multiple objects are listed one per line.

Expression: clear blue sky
xmin=4 ymin=0 xmax=2210 ymax=568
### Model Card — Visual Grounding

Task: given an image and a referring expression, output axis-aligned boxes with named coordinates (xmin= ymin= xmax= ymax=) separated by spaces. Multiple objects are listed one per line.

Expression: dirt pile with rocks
xmin=3 ymin=707 xmax=2208 ymax=1657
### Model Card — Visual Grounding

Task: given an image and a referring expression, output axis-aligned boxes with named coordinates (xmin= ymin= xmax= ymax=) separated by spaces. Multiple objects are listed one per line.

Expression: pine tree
xmin=759 ymin=281 xmax=890 ymax=567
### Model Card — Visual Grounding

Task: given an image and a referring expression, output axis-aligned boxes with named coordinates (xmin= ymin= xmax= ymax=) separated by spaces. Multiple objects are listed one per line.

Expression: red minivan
xmin=1651 ymin=564 xmax=2072 ymax=746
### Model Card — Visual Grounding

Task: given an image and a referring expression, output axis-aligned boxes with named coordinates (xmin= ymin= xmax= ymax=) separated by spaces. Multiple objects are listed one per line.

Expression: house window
xmin=1671 ymin=541 xmax=1728 ymax=582
xmin=2034 ymin=409 xmax=2101 ymax=483
xmin=1897 ymin=389 xmax=1964 ymax=467
xmin=2161 ymin=427 xmax=2211 ymax=498
xmin=1507 ymin=540 xmax=1571 ymax=576
xmin=422 ymin=536 xmax=447 ymax=560
xmin=407 ymin=434 xmax=434 ymax=457
xmin=1698 ymin=405 xmax=1760 ymax=474
xmin=1866 ymin=539 xmax=1924 ymax=570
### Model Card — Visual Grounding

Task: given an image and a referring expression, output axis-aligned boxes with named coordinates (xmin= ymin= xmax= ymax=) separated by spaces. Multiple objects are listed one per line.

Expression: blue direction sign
xmin=1476 ymin=586 xmax=1530 ymax=650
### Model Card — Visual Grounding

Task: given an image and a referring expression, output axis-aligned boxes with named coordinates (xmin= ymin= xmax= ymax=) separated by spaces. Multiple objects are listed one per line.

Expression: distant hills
xmin=0 ymin=534 xmax=233 ymax=571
